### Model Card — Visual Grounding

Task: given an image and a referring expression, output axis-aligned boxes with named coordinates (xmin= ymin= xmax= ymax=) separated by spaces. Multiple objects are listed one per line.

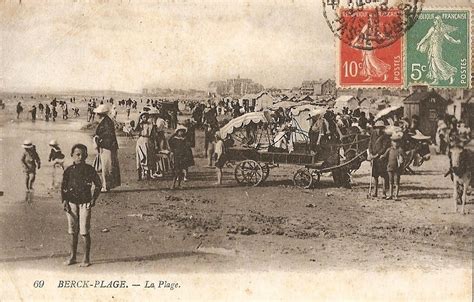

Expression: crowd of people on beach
xmin=129 ymin=101 xmax=226 ymax=188
xmin=15 ymin=98 xmax=82 ymax=122
xmin=13 ymin=94 xmax=472 ymax=267
xmin=436 ymin=116 xmax=471 ymax=155
xmin=99 ymin=98 xmax=472 ymax=196
xmin=16 ymin=93 xmax=473 ymax=196
xmin=17 ymin=97 xmax=230 ymax=193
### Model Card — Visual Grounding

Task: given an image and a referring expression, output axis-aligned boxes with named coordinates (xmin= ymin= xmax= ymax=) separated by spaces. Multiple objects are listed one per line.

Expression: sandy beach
xmin=0 ymin=101 xmax=472 ymax=276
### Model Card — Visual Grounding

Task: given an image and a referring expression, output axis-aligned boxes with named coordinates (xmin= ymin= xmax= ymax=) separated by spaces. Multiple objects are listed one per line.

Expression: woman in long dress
xmin=94 ymin=104 xmax=121 ymax=191
xmin=416 ymin=16 xmax=461 ymax=85
xmin=151 ymin=112 xmax=170 ymax=178
xmin=135 ymin=112 xmax=155 ymax=180
xmin=351 ymin=14 xmax=391 ymax=82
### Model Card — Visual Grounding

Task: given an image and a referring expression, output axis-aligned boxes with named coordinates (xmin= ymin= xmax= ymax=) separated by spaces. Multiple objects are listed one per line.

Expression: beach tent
xmin=403 ymin=90 xmax=448 ymax=138
xmin=297 ymin=95 xmax=313 ymax=102
xmin=333 ymin=95 xmax=359 ymax=111
xmin=311 ymin=96 xmax=333 ymax=106
xmin=254 ymin=92 xmax=275 ymax=111
xmin=239 ymin=94 xmax=257 ymax=108
xmin=359 ymin=98 xmax=379 ymax=115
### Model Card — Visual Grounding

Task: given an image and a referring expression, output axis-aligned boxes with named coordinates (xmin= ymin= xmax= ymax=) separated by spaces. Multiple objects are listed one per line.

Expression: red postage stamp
xmin=337 ymin=9 xmax=405 ymax=87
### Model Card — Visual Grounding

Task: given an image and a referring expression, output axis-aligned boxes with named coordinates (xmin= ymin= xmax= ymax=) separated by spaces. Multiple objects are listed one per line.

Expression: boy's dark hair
xmin=70 ymin=143 xmax=88 ymax=158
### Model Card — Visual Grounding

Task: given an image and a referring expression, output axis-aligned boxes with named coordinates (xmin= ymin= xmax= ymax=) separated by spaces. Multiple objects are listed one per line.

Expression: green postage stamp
xmin=406 ymin=9 xmax=471 ymax=88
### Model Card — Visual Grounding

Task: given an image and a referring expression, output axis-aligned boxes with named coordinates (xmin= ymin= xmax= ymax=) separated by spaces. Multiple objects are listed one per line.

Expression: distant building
xmin=266 ymin=87 xmax=282 ymax=95
xmin=208 ymin=75 xmax=264 ymax=96
xmin=320 ymin=79 xmax=336 ymax=95
xmin=208 ymin=81 xmax=227 ymax=95
xmin=301 ymin=80 xmax=317 ymax=95
xmin=300 ymin=79 xmax=336 ymax=95
xmin=141 ymin=87 xmax=205 ymax=97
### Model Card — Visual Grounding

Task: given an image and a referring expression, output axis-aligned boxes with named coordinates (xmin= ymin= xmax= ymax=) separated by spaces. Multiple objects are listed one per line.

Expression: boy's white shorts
xmin=66 ymin=203 xmax=91 ymax=236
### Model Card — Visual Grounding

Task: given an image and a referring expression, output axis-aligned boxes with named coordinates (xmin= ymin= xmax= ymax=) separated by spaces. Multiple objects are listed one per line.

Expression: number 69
xmin=33 ymin=280 xmax=44 ymax=288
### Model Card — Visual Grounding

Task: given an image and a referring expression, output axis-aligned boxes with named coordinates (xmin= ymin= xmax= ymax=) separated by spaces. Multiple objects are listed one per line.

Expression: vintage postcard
xmin=0 ymin=0 xmax=472 ymax=301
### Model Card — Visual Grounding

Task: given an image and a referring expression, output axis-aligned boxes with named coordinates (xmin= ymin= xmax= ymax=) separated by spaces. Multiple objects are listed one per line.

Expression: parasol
xmin=306 ymin=108 xmax=327 ymax=120
xmin=411 ymin=130 xmax=431 ymax=140
xmin=290 ymin=104 xmax=323 ymax=116
xmin=374 ymin=105 xmax=403 ymax=121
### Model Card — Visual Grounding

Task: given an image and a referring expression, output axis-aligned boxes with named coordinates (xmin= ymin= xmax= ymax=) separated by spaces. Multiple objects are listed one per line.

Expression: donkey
xmin=448 ymin=145 xmax=473 ymax=214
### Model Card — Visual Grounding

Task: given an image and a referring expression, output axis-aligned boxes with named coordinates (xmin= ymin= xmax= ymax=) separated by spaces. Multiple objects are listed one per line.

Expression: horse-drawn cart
xmin=220 ymin=111 xmax=370 ymax=188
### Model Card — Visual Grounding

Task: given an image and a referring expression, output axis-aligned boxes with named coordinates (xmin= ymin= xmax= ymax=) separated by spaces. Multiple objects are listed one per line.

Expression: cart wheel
xmin=293 ymin=169 xmax=313 ymax=189
xmin=262 ymin=164 xmax=270 ymax=182
xmin=234 ymin=160 xmax=264 ymax=186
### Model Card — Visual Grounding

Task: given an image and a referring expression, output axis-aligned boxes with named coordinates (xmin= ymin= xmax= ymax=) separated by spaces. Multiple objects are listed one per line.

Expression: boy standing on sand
xmin=61 ymin=144 xmax=102 ymax=267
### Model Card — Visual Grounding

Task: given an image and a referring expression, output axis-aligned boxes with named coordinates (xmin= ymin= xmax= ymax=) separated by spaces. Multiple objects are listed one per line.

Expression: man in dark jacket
xmin=94 ymin=104 xmax=121 ymax=191
xmin=368 ymin=120 xmax=391 ymax=198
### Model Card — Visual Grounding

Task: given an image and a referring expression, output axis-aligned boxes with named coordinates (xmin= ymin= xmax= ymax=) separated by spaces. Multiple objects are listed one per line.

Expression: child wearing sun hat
xmin=168 ymin=125 xmax=189 ymax=189
xmin=48 ymin=139 xmax=65 ymax=189
xmin=21 ymin=140 xmax=41 ymax=193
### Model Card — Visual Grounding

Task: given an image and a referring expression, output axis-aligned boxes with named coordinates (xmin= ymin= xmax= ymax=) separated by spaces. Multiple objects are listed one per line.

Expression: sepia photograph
xmin=0 ymin=0 xmax=472 ymax=301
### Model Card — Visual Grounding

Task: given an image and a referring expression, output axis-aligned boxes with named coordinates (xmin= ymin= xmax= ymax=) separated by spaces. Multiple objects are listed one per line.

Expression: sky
xmin=0 ymin=0 xmax=470 ymax=92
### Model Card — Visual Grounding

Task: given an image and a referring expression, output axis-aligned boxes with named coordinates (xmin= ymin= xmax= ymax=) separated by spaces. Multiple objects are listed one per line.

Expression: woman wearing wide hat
xmin=135 ymin=111 xmax=155 ymax=180
xmin=94 ymin=104 xmax=121 ymax=192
